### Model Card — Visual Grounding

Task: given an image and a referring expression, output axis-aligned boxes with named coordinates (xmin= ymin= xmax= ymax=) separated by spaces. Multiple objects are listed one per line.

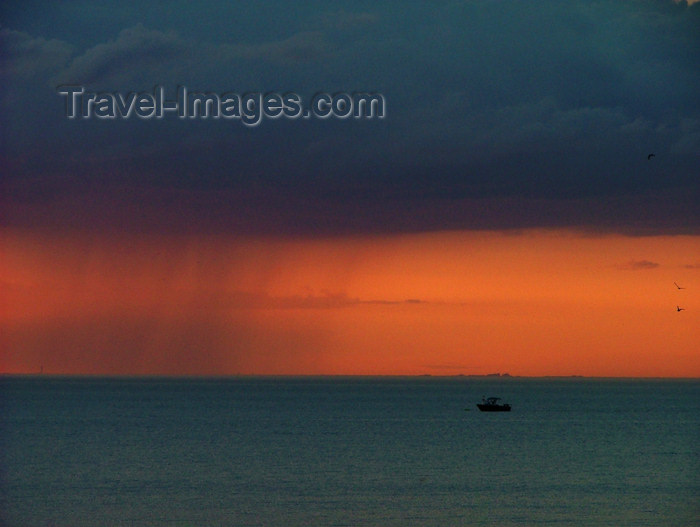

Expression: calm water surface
xmin=1 ymin=377 xmax=699 ymax=526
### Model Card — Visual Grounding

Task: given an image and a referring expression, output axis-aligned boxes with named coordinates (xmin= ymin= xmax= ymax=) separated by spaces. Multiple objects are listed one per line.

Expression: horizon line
xmin=2 ymin=373 xmax=699 ymax=380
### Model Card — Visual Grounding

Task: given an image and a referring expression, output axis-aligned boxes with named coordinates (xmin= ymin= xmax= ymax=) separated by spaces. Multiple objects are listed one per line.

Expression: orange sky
xmin=2 ymin=228 xmax=698 ymax=377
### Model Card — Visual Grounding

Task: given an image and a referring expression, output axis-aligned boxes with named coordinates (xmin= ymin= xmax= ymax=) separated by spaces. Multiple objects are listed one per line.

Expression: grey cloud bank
xmin=2 ymin=1 xmax=699 ymax=235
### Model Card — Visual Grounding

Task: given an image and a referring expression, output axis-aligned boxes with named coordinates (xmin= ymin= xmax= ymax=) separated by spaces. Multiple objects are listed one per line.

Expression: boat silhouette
xmin=477 ymin=396 xmax=511 ymax=412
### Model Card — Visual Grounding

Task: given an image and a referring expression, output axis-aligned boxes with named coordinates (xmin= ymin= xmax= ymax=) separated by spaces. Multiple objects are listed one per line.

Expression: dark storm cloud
xmin=2 ymin=1 xmax=699 ymax=235
xmin=0 ymin=28 xmax=74 ymax=80
xmin=52 ymin=24 xmax=187 ymax=86
xmin=51 ymin=24 xmax=331 ymax=87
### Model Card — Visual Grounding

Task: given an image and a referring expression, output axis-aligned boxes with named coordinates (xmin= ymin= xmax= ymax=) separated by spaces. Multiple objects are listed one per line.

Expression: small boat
xmin=477 ymin=396 xmax=511 ymax=412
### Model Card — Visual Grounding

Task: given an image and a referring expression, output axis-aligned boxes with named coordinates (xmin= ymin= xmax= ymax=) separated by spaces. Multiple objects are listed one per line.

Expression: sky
xmin=2 ymin=1 xmax=699 ymax=376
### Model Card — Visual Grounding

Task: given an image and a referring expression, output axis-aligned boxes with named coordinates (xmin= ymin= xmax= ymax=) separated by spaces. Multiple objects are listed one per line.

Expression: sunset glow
xmin=3 ymin=228 xmax=698 ymax=377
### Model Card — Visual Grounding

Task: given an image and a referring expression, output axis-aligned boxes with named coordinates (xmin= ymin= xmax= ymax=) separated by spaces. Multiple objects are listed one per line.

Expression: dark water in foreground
xmin=1 ymin=376 xmax=699 ymax=526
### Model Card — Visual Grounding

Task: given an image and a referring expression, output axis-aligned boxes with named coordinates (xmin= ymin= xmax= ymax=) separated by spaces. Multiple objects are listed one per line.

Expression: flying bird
xmin=676 ymin=306 xmax=685 ymax=312
xmin=674 ymin=282 xmax=685 ymax=290
xmin=647 ymin=153 xmax=655 ymax=160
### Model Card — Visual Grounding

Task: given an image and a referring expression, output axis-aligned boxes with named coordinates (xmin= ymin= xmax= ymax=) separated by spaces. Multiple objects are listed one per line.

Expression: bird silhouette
xmin=674 ymin=282 xmax=685 ymax=290
xmin=676 ymin=306 xmax=685 ymax=312
xmin=647 ymin=153 xmax=655 ymax=160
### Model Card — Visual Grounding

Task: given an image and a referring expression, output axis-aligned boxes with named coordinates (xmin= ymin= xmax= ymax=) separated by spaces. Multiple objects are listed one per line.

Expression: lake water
xmin=1 ymin=376 xmax=699 ymax=526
